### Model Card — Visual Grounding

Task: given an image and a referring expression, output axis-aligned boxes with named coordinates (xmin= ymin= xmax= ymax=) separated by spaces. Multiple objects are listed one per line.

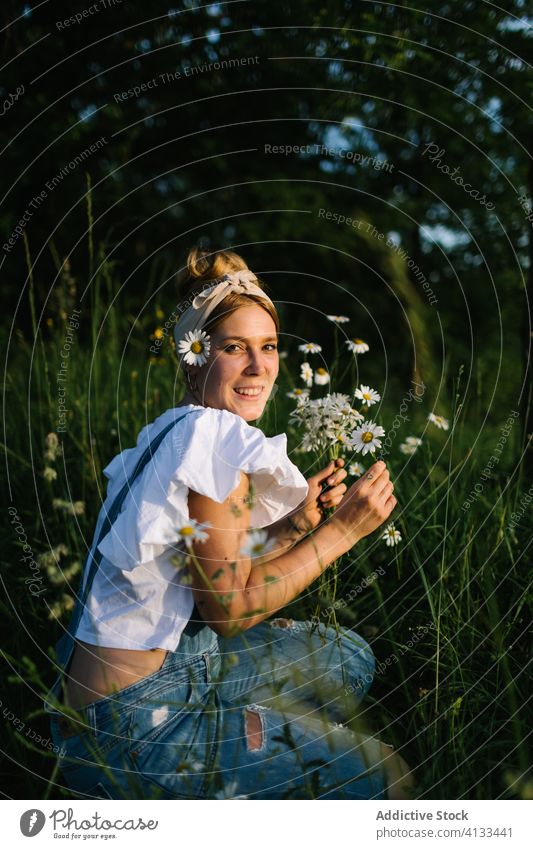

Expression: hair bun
xmin=177 ymin=246 xmax=250 ymax=299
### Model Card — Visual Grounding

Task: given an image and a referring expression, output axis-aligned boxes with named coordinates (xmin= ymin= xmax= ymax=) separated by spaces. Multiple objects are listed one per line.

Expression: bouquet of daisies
xmin=289 ymin=338 xmax=386 ymax=461
xmin=288 ymin=334 xmax=401 ymax=558
xmin=288 ymin=392 xmax=384 ymax=456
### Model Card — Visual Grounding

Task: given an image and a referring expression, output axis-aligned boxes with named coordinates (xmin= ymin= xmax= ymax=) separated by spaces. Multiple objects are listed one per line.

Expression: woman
xmin=43 ymin=247 xmax=413 ymax=800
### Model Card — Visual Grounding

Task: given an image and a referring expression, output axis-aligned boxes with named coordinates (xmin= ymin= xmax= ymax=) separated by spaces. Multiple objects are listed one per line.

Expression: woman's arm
xmin=248 ymin=512 xmax=310 ymax=566
xmin=185 ymin=472 xmax=356 ymax=637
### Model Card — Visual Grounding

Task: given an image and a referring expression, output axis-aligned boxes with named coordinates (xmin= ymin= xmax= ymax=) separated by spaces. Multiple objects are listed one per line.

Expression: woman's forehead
xmin=214 ymin=305 xmax=278 ymax=338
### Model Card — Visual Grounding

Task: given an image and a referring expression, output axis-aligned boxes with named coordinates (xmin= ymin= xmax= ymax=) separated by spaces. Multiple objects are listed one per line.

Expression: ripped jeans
xmin=44 ymin=613 xmax=387 ymax=800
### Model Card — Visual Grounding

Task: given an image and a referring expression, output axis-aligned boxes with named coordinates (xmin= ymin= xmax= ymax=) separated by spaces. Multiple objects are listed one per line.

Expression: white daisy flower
xmin=382 ymin=523 xmax=402 ymax=547
xmin=175 ymin=758 xmax=205 ymax=774
xmin=327 ymin=391 xmax=350 ymax=407
xmin=348 ymin=462 xmax=365 ymax=477
xmin=354 ymin=384 xmax=381 ymax=406
xmin=323 ymin=421 xmax=351 ymax=446
xmin=52 ymin=498 xmax=85 ymax=516
xmin=428 ymin=412 xmax=449 ymax=431
xmin=345 ymin=338 xmax=369 ymax=354
xmin=314 ymin=367 xmax=330 ymax=385
xmin=334 ymin=430 xmax=352 ymax=448
xmin=326 ymin=315 xmax=350 ymax=324
xmin=214 ymin=780 xmax=249 ymax=800
xmin=349 ymin=420 xmax=386 ymax=455
xmin=399 ymin=436 xmax=423 ymax=455
xmin=298 ymin=342 xmax=322 ymax=354
xmin=286 ymin=387 xmax=310 ymax=403
xmin=177 ymin=329 xmax=211 ymax=366
xmin=240 ymin=529 xmax=276 ymax=559
xmin=300 ymin=362 xmax=314 ymax=387
xmin=176 ymin=519 xmax=212 ymax=548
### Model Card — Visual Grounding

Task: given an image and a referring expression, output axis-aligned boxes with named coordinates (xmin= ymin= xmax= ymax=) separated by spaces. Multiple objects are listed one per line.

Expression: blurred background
xmin=1 ymin=1 xmax=531 ymax=800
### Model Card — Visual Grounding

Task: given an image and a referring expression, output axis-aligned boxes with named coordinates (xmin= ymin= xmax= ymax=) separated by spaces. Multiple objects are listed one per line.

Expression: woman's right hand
xmin=329 ymin=460 xmax=397 ymax=549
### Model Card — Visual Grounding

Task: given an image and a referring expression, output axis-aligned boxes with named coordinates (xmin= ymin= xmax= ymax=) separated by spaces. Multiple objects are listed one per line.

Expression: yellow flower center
xmin=317 ymin=368 xmax=326 ymax=375
xmin=180 ymin=526 xmax=194 ymax=536
xmin=363 ymin=392 xmax=371 ymax=400
xmin=252 ymin=544 xmax=262 ymax=554
xmin=362 ymin=431 xmax=374 ymax=443
xmin=154 ymin=328 xmax=164 ymax=339
xmin=191 ymin=341 xmax=203 ymax=354
xmin=354 ymin=338 xmax=364 ymax=345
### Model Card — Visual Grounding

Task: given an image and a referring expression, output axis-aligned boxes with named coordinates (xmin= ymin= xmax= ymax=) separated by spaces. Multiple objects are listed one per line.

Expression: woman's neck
xmin=178 ymin=391 xmax=204 ymax=408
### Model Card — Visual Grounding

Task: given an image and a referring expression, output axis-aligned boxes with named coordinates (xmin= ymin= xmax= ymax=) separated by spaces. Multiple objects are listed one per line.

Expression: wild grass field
xmin=1 ymin=239 xmax=531 ymax=800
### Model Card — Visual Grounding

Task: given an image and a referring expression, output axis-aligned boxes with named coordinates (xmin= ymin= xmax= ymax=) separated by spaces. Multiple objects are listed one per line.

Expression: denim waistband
xmin=82 ymin=639 xmax=220 ymax=728
xmin=44 ymin=605 xmax=219 ymax=720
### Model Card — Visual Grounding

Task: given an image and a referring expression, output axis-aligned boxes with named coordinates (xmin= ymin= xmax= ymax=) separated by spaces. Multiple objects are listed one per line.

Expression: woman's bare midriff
xmin=62 ymin=639 xmax=169 ymax=710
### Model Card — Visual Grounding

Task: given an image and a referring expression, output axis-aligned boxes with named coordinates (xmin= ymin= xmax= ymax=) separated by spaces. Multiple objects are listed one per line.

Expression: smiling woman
xmin=43 ymin=246 xmax=411 ymax=801
xmin=173 ymin=247 xmax=281 ymax=418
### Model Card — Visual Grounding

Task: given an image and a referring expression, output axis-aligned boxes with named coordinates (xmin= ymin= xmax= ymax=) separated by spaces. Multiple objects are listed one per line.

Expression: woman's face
xmin=190 ymin=304 xmax=279 ymax=421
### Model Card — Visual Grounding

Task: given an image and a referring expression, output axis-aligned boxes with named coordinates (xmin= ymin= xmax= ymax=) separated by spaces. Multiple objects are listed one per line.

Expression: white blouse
xmin=75 ymin=404 xmax=309 ymax=651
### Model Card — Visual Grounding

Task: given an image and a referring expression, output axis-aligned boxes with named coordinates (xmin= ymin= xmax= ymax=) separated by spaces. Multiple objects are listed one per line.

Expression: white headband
xmin=173 ymin=270 xmax=276 ymax=359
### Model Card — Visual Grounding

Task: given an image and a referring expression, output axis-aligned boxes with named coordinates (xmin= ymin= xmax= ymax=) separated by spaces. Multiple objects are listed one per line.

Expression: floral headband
xmin=174 ymin=270 xmax=275 ymax=367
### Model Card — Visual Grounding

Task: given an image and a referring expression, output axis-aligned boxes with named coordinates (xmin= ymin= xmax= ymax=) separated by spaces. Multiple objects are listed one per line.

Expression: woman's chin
xmin=230 ymin=392 xmax=267 ymax=419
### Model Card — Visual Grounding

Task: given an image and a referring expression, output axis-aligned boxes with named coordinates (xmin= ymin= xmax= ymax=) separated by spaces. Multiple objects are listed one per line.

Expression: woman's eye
xmin=224 ymin=344 xmax=278 ymax=352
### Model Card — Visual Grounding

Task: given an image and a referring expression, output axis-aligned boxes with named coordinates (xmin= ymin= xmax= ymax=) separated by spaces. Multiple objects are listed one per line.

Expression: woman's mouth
xmin=233 ymin=386 xmax=264 ymax=399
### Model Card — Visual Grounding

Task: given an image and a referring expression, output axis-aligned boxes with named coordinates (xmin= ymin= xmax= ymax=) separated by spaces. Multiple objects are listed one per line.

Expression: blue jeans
xmin=44 ymin=613 xmax=387 ymax=799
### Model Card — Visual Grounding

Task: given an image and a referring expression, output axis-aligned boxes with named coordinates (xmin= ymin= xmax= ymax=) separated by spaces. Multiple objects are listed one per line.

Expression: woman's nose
xmin=244 ymin=350 xmax=268 ymax=373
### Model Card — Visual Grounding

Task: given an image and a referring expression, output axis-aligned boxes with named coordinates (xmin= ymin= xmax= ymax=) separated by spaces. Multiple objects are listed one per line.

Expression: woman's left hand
xmin=289 ymin=458 xmax=348 ymax=534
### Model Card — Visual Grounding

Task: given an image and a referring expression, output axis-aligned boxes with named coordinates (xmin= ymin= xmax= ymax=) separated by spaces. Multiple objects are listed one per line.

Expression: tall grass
xmin=1 ymin=234 xmax=530 ymax=800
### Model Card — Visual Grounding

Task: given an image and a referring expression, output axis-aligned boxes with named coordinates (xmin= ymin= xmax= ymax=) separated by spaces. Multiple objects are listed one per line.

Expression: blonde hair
xmin=176 ymin=246 xmax=280 ymax=335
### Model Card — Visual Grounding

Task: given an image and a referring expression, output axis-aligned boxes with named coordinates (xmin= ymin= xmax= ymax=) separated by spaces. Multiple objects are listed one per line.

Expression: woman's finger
xmin=322 ymin=465 xmax=348 ymax=488
xmin=314 ymin=460 xmax=335 ymax=482
xmin=320 ymin=482 xmax=348 ymax=502
xmin=377 ymin=480 xmax=394 ymax=500
xmin=362 ymin=460 xmax=388 ymax=487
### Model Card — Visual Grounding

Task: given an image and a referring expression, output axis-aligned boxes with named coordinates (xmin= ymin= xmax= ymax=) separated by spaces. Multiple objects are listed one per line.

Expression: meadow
xmin=1 ymin=239 xmax=531 ymax=800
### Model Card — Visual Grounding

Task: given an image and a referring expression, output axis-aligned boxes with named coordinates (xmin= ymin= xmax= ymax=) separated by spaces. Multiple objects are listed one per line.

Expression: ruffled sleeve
xmin=96 ymin=406 xmax=309 ymax=572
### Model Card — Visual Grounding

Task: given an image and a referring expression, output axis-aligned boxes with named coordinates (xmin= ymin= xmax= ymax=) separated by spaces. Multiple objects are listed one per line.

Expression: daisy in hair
xmin=177 ymin=330 xmax=211 ymax=366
